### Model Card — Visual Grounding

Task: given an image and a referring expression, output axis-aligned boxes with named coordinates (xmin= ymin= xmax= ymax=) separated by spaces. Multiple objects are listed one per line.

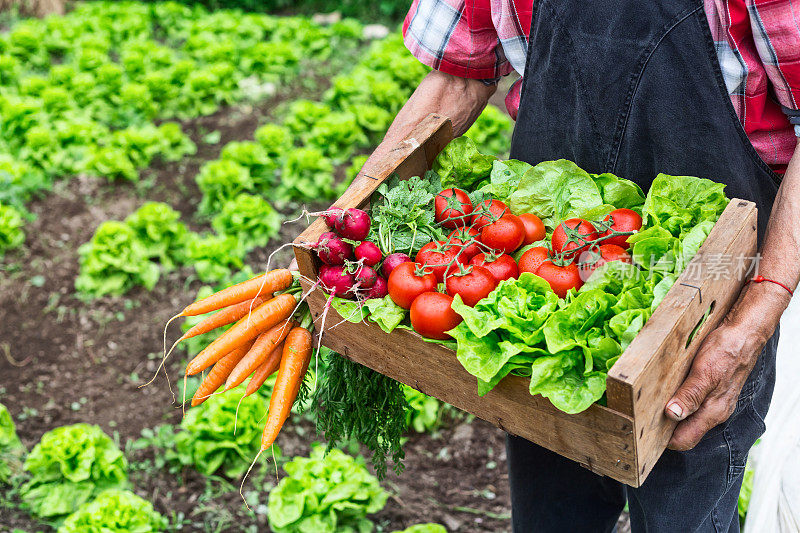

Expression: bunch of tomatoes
xmin=383 ymin=188 xmax=643 ymax=340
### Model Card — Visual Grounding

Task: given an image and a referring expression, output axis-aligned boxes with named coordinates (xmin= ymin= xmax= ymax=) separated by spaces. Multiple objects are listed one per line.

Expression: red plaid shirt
xmin=403 ymin=0 xmax=800 ymax=172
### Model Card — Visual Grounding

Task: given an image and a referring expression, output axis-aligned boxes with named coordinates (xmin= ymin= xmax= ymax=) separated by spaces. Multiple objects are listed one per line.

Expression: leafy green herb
xmin=311 ymin=350 xmax=408 ymax=479
xmin=368 ymin=172 xmax=445 ymax=256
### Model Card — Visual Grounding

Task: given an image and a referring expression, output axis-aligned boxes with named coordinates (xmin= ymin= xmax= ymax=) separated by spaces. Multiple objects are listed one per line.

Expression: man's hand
xmin=666 ymin=139 xmax=799 ymax=451
xmin=665 ymin=321 xmax=767 ymax=451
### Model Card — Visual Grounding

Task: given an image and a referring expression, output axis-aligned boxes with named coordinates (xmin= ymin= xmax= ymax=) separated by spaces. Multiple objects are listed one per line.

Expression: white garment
xmin=743 ymin=296 xmax=800 ymax=533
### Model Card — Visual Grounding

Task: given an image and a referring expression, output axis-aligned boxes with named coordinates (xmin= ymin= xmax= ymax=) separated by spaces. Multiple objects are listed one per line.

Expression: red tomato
xmin=470 ymin=199 xmax=509 ymax=229
xmin=535 ymin=261 xmax=583 ymax=298
xmin=551 ymin=218 xmax=599 ymax=259
xmin=518 ymin=213 xmax=546 ymax=244
xmin=445 ymin=265 xmax=498 ymax=307
xmin=410 ymin=292 xmax=463 ymax=340
xmin=479 ymin=214 xmax=525 ymax=254
xmin=447 ymin=227 xmax=481 ymax=259
xmin=518 ymin=246 xmax=550 ymax=274
xmin=577 ymin=244 xmax=632 ymax=279
xmin=387 ymin=262 xmax=437 ymax=309
xmin=600 ymin=208 xmax=643 ymax=249
xmin=469 ymin=253 xmax=519 ymax=282
xmin=434 ymin=188 xmax=473 ymax=228
xmin=415 ymin=240 xmax=468 ymax=283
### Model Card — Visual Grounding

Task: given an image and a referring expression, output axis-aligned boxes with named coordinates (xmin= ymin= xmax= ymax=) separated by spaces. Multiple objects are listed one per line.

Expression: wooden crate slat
xmin=606 ymin=200 xmax=757 ymax=484
xmin=302 ymin=281 xmax=638 ymax=484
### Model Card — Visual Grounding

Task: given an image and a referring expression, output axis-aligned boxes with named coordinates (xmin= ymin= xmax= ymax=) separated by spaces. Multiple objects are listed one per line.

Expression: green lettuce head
xmin=21 ymin=424 xmax=128 ymax=522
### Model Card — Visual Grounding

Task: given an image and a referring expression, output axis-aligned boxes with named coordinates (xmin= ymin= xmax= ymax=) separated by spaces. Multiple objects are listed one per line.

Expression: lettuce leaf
xmin=365 ymin=296 xmax=406 ymax=333
xmin=508 ymin=160 xmax=604 ymax=228
xmin=21 ymin=424 xmax=128 ymax=522
xmin=528 ymin=351 xmax=607 ymax=414
xmin=58 ymin=488 xmax=167 ymax=533
xmin=433 ymin=136 xmax=496 ymax=190
xmin=642 ymin=173 xmax=727 ymax=235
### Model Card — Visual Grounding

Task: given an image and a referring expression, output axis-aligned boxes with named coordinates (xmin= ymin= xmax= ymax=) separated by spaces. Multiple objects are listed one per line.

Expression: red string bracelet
xmin=746 ymin=275 xmax=794 ymax=296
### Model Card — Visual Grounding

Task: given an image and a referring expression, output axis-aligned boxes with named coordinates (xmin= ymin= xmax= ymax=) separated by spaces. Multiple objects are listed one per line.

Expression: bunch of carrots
xmin=163 ymin=267 xmax=313 ymax=452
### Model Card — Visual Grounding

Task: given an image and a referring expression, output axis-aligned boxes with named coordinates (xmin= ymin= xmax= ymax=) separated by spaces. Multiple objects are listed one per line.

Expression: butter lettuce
xmin=642 ymin=173 xmax=727 ymax=234
xmin=509 ymin=160 xmax=603 ymax=228
xmin=267 ymin=446 xmax=387 ymax=533
xmin=58 ymin=489 xmax=166 ymax=533
xmin=365 ymin=295 xmax=406 ymax=333
xmin=433 ymin=136 xmax=496 ymax=190
xmin=21 ymin=424 xmax=128 ymax=522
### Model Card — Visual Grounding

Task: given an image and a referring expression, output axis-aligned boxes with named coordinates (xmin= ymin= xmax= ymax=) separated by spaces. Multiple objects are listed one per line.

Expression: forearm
xmin=725 ymin=139 xmax=800 ymax=338
xmin=360 ymin=70 xmax=496 ymax=177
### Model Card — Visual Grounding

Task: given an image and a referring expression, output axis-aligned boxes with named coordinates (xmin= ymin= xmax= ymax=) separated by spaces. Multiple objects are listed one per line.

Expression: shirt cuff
xmin=781 ymin=105 xmax=800 ymax=137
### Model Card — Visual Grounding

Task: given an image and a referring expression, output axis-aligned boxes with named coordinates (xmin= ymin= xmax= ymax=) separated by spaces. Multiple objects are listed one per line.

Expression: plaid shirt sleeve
xmin=748 ymin=0 xmax=800 ymax=137
xmin=402 ymin=0 xmax=514 ymax=82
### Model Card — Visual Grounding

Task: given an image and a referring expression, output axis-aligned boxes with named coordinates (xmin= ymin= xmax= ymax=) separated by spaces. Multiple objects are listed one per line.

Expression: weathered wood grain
xmin=606 ymin=200 xmax=757 ymax=484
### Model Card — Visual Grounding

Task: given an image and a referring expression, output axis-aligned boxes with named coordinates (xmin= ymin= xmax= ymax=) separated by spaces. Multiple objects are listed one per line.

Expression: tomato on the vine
xmin=518 ymin=246 xmax=550 ymax=274
xmin=600 ymin=208 xmax=642 ymax=249
xmin=535 ymin=261 xmax=583 ymax=298
xmin=434 ymin=188 xmax=473 ymax=228
xmin=518 ymin=213 xmax=546 ymax=244
xmin=445 ymin=265 xmax=498 ymax=307
xmin=447 ymin=227 xmax=481 ymax=260
xmin=470 ymin=199 xmax=509 ymax=229
xmin=387 ymin=262 xmax=437 ymax=309
xmin=410 ymin=292 xmax=462 ymax=340
xmin=551 ymin=218 xmax=599 ymax=259
xmin=577 ymin=244 xmax=632 ymax=279
xmin=479 ymin=214 xmax=525 ymax=254
xmin=415 ymin=240 xmax=468 ymax=282
xmin=469 ymin=253 xmax=519 ymax=282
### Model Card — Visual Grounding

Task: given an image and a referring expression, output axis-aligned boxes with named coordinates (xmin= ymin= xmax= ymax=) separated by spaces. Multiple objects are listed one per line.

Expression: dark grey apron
xmin=505 ymin=0 xmax=780 ymax=530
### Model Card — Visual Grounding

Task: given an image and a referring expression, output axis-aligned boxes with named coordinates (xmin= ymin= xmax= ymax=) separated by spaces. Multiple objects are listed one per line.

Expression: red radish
xmin=354 ymin=241 xmax=382 ymax=266
xmin=335 ymin=208 xmax=371 ymax=241
xmin=355 ymin=265 xmax=378 ymax=289
xmin=316 ymin=232 xmax=353 ymax=265
xmin=319 ymin=265 xmax=356 ymax=297
xmin=381 ymin=252 xmax=412 ymax=278
xmin=321 ymin=207 xmax=344 ymax=228
xmin=364 ymin=276 xmax=388 ymax=299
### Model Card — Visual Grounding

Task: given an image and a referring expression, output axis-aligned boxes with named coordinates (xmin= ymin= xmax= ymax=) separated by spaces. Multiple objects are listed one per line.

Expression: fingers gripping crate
xmin=292 ymin=113 xmax=757 ymax=487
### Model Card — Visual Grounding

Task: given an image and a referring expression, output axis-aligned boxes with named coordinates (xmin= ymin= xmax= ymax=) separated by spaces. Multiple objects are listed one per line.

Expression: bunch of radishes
xmin=315 ymin=207 xmax=412 ymax=301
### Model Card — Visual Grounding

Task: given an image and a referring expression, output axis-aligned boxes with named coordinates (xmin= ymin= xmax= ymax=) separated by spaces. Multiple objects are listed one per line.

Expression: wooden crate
xmin=293 ymin=113 xmax=757 ymax=487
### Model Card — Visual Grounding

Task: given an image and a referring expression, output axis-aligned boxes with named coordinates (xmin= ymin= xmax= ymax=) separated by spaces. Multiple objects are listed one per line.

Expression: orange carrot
xmin=244 ymin=341 xmax=284 ymax=397
xmin=181 ymin=269 xmax=292 ymax=317
xmin=190 ymin=340 xmax=254 ymax=407
xmin=180 ymin=296 xmax=268 ymax=342
xmin=224 ymin=319 xmax=297 ymax=391
xmin=185 ymin=293 xmax=297 ymax=376
xmin=260 ymin=327 xmax=312 ymax=450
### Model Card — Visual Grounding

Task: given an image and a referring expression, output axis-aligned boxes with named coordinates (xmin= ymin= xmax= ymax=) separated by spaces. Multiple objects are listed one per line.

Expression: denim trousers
xmin=506 ymin=331 xmax=778 ymax=532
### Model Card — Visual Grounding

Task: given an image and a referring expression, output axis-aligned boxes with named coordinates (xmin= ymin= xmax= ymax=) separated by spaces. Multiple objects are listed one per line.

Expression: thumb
xmin=665 ymin=369 xmax=714 ymax=421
